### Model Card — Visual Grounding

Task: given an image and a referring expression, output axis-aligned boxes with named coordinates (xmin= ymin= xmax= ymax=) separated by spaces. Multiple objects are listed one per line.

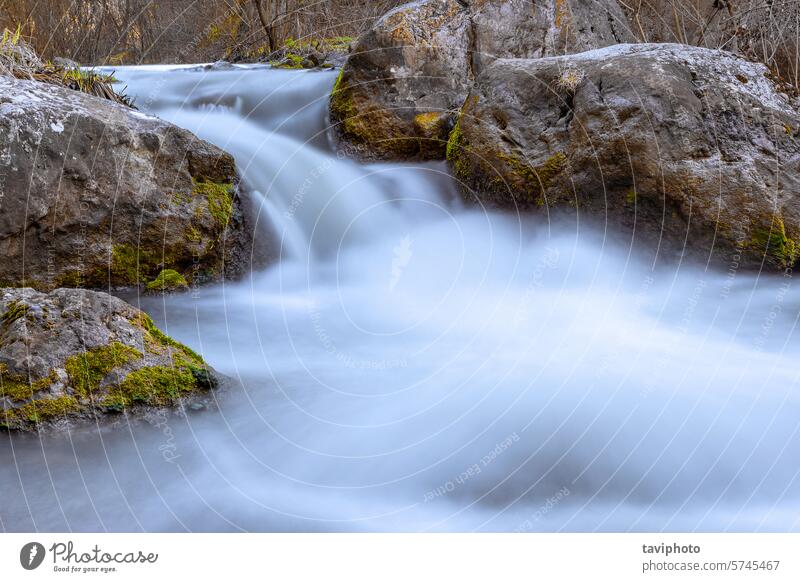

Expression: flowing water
xmin=2 ymin=64 xmax=800 ymax=532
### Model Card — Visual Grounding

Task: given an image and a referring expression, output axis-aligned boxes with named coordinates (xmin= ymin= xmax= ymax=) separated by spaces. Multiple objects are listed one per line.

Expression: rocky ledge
xmin=0 ymin=74 xmax=252 ymax=291
xmin=0 ymin=288 xmax=218 ymax=432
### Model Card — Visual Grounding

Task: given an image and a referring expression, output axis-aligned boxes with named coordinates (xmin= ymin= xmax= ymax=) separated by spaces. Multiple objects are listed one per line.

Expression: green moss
xmin=55 ymin=270 xmax=84 ymax=288
xmin=134 ymin=313 xmax=205 ymax=366
xmin=185 ymin=225 xmax=201 ymax=243
xmin=2 ymin=300 xmax=28 ymax=325
xmin=193 ymin=179 xmax=234 ymax=228
xmin=147 ymin=269 xmax=188 ymax=292
xmin=751 ymin=217 xmax=799 ymax=267
xmin=0 ymin=366 xmax=55 ymax=401
xmin=330 ymin=69 xmax=351 ymax=124
xmin=111 ymin=243 xmax=141 ymax=285
xmin=109 ymin=350 xmax=216 ymax=408
xmin=65 ymin=342 xmax=142 ymax=399
xmin=271 ymin=53 xmax=305 ymax=69
xmin=6 ymin=396 xmax=79 ymax=425
xmin=99 ymin=393 xmax=127 ymax=412
xmin=112 ymin=365 xmax=197 ymax=406
xmin=626 ymin=188 xmax=637 ymax=205
xmin=446 ymin=119 xmax=471 ymax=179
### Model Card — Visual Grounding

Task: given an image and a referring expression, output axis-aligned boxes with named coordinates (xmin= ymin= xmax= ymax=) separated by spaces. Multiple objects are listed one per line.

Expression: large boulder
xmin=0 ymin=74 xmax=251 ymax=291
xmin=330 ymin=0 xmax=633 ymax=159
xmin=0 ymin=288 xmax=218 ymax=431
xmin=330 ymin=0 xmax=472 ymax=159
xmin=469 ymin=0 xmax=632 ymax=70
xmin=446 ymin=43 xmax=800 ymax=270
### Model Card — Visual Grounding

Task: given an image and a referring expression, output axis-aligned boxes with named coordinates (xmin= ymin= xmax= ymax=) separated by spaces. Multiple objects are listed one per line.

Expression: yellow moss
xmin=65 ymin=342 xmax=142 ymax=399
xmin=414 ymin=112 xmax=443 ymax=133
xmin=146 ymin=269 xmax=188 ymax=292
xmin=750 ymin=214 xmax=799 ymax=268
xmin=186 ymin=225 xmax=201 ymax=243
xmin=133 ymin=313 xmax=205 ymax=366
xmin=0 ymin=366 xmax=55 ymax=401
xmin=2 ymin=396 xmax=79 ymax=426
xmin=2 ymin=300 xmax=28 ymax=325
xmin=110 ymin=243 xmax=142 ymax=285
xmin=193 ymin=179 xmax=234 ymax=228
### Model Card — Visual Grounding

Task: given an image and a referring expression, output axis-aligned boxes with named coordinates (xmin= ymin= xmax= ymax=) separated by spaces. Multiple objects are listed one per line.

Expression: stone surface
xmin=0 ymin=74 xmax=252 ymax=290
xmin=446 ymin=43 xmax=800 ymax=269
xmin=330 ymin=0 xmax=633 ymax=159
xmin=0 ymin=287 xmax=218 ymax=431
xmin=330 ymin=0 xmax=472 ymax=159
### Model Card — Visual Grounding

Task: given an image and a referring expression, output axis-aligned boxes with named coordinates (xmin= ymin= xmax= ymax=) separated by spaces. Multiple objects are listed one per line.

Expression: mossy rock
xmin=0 ymin=287 xmax=220 ymax=432
xmin=0 ymin=72 xmax=251 ymax=291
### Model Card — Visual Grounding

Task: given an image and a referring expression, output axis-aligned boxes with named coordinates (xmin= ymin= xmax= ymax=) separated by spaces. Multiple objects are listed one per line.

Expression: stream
xmin=1 ymin=63 xmax=799 ymax=532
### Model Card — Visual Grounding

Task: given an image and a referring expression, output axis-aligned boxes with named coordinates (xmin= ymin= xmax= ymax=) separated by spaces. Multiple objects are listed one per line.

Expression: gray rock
xmin=0 ymin=74 xmax=252 ymax=290
xmin=330 ymin=0 xmax=633 ymax=159
xmin=52 ymin=57 xmax=81 ymax=69
xmin=469 ymin=0 xmax=632 ymax=71
xmin=0 ymin=287 xmax=217 ymax=431
xmin=331 ymin=0 xmax=473 ymax=159
xmin=447 ymin=43 xmax=800 ymax=270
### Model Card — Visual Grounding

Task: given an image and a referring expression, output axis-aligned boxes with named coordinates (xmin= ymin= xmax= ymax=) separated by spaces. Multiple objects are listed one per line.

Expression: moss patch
xmin=750 ymin=215 xmax=799 ymax=268
xmin=446 ymin=118 xmax=470 ymax=179
xmin=2 ymin=300 xmax=28 ymax=326
xmin=65 ymin=342 xmax=142 ymax=399
xmin=330 ymin=70 xmax=415 ymax=156
xmin=110 ymin=243 xmax=142 ymax=285
xmin=193 ymin=179 xmax=234 ymax=228
xmin=0 ymin=366 xmax=55 ymax=401
xmin=147 ymin=269 xmax=188 ymax=292
xmin=2 ymin=396 xmax=79 ymax=427
xmin=113 ymin=364 xmax=197 ymax=406
xmin=134 ymin=313 xmax=205 ymax=366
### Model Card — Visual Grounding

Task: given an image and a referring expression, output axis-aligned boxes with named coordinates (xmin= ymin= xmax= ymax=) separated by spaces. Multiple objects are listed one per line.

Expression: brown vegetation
xmin=0 ymin=0 xmax=797 ymax=92
xmin=0 ymin=0 xmax=405 ymax=65
xmin=623 ymin=0 xmax=800 ymax=92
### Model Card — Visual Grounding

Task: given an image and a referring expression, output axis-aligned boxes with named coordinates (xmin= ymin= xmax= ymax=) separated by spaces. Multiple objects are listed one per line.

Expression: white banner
xmin=0 ymin=534 xmax=797 ymax=581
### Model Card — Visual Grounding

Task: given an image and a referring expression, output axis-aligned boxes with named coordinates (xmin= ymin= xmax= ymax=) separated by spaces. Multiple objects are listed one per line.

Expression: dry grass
xmin=622 ymin=0 xmax=800 ymax=93
xmin=0 ymin=27 xmax=133 ymax=106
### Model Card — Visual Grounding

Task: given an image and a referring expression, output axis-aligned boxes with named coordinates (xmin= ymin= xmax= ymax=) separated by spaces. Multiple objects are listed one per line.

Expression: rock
xmin=447 ymin=43 xmax=800 ymax=270
xmin=331 ymin=0 xmax=472 ymax=159
xmin=0 ymin=288 xmax=218 ymax=431
xmin=52 ymin=56 xmax=81 ymax=69
xmin=330 ymin=0 xmax=633 ymax=160
xmin=0 ymin=74 xmax=252 ymax=290
xmin=469 ymin=0 xmax=632 ymax=71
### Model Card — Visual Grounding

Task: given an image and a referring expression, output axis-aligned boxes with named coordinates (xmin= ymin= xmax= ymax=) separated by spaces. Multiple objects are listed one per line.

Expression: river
xmin=1 ymin=63 xmax=799 ymax=532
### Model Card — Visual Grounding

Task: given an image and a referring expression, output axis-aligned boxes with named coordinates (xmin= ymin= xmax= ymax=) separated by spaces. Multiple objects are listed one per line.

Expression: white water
xmin=2 ymin=65 xmax=800 ymax=532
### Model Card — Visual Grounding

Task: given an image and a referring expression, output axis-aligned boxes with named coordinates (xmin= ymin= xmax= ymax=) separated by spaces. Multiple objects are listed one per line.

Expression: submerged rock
xmin=0 ymin=288 xmax=219 ymax=431
xmin=330 ymin=0 xmax=632 ymax=159
xmin=0 ymin=74 xmax=252 ymax=291
xmin=447 ymin=43 xmax=800 ymax=269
